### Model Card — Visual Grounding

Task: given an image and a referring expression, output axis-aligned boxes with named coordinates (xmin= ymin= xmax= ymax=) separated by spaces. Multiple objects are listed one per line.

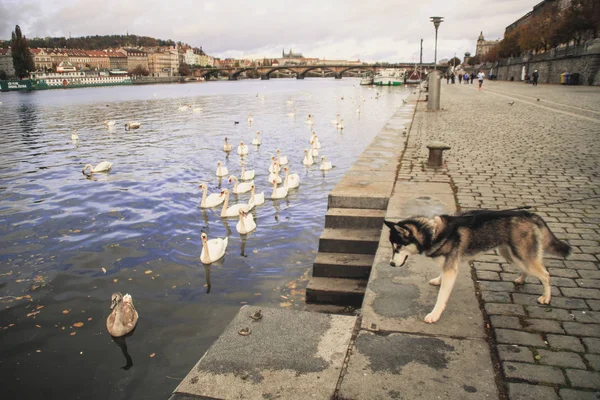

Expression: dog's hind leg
xmin=499 ymin=246 xmax=527 ymax=285
xmin=429 ymin=274 xmax=442 ymax=286
xmin=425 ymin=256 xmax=459 ymax=323
xmin=527 ymin=259 xmax=551 ymax=304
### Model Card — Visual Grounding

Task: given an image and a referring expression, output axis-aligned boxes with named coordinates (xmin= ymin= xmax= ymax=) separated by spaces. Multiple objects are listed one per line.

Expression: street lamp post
xmin=428 ymin=16 xmax=444 ymax=112
xmin=430 ymin=16 xmax=444 ymax=71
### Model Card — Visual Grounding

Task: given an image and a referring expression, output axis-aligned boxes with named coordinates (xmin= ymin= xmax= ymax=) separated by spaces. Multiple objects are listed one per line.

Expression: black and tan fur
xmin=384 ymin=210 xmax=571 ymax=323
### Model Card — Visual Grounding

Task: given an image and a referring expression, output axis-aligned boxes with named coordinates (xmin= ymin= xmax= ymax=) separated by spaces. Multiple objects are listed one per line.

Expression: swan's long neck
xmin=202 ymin=240 xmax=210 ymax=262
xmin=221 ymin=192 xmax=230 ymax=215
xmin=272 ymin=181 xmax=278 ymax=195
xmin=239 ymin=214 xmax=246 ymax=231
xmin=201 ymin=186 xmax=208 ymax=206
xmin=250 ymin=187 xmax=255 ymax=204
xmin=241 ymin=164 xmax=245 ymax=175
xmin=284 ymin=169 xmax=290 ymax=185
xmin=232 ymin=178 xmax=238 ymax=190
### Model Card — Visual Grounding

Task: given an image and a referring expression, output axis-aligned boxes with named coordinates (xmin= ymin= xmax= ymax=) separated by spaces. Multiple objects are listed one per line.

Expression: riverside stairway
xmin=306 ymin=103 xmax=415 ymax=308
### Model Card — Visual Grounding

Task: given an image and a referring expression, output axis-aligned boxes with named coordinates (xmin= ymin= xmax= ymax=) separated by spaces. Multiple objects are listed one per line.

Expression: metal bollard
xmin=427 ymin=70 xmax=441 ymax=111
xmin=426 ymin=141 xmax=451 ymax=167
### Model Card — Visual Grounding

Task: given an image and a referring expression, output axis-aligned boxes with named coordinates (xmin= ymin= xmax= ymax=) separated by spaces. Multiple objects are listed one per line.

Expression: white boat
xmin=360 ymin=72 xmax=373 ymax=85
xmin=373 ymin=68 xmax=404 ymax=86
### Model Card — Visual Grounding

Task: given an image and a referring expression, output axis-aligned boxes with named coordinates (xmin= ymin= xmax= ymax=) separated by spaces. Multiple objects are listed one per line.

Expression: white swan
xmin=198 ymin=183 xmax=225 ymax=208
xmin=240 ymin=162 xmax=255 ymax=180
xmin=216 ymin=161 xmax=229 ymax=177
xmin=71 ymin=129 xmax=79 ymax=140
xmin=305 ymin=115 xmax=314 ymax=125
xmin=125 ymin=121 xmax=141 ymax=130
xmin=82 ymin=161 xmax=112 ymax=175
xmin=200 ymin=232 xmax=228 ymax=265
xmin=356 ymin=106 xmax=361 ymax=114
xmin=236 ymin=210 xmax=256 ymax=235
xmin=270 ymin=180 xmax=288 ymax=200
xmin=248 ymin=113 xmax=253 ymax=123
xmin=283 ymin=167 xmax=300 ymax=189
xmin=311 ymin=140 xmax=319 ymax=157
xmin=336 ymin=119 xmax=344 ymax=130
xmin=287 ymin=108 xmax=296 ymax=117
xmin=229 ymin=175 xmax=253 ymax=194
xmin=220 ymin=188 xmax=252 ymax=218
xmin=268 ymin=169 xmax=282 ymax=184
xmin=178 ymin=104 xmax=190 ymax=111
xmin=193 ymin=106 xmax=203 ymax=112
xmin=286 ymin=98 xmax=294 ymax=104
xmin=268 ymin=158 xmax=280 ymax=174
xmin=223 ymin=137 xmax=232 ymax=152
xmin=104 ymin=120 xmax=116 ymax=127
xmin=302 ymin=149 xmax=314 ymax=166
xmin=331 ymin=114 xmax=340 ymax=125
xmin=248 ymin=184 xmax=265 ymax=206
xmin=237 ymin=142 xmax=249 ymax=156
xmin=320 ymin=156 xmax=333 ymax=170
xmin=252 ymin=131 xmax=261 ymax=146
xmin=276 ymin=149 xmax=288 ymax=166
xmin=310 ymin=132 xmax=322 ymax=149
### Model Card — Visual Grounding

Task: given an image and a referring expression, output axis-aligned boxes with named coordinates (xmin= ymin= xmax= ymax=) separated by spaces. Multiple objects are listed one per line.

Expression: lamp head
xmin=430 ymin=16 xmax=444 ymax=29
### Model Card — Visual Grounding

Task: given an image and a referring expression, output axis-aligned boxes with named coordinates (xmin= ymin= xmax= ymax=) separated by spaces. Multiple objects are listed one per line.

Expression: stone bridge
xmin=193 ymin=63 xmax=445 ymax=80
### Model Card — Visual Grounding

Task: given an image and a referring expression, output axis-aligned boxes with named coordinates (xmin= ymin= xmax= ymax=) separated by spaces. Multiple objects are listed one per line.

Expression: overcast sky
xmin=1 ymin=0 xmax=540 ymax=63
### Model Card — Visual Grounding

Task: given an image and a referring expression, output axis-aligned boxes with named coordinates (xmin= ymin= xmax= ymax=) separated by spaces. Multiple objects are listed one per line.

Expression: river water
xmin=0 ymin=79 xmax=409 ymax=399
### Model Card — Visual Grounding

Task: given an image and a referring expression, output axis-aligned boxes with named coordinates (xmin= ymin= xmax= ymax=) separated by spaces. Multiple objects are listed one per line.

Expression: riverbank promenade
xmin=171 ymin=81 xmax=600 ymax=399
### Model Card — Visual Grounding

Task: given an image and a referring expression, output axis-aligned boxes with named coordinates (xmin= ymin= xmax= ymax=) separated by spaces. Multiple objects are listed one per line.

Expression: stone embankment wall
xmin=480 ymin=39 xmax=600 ymax=86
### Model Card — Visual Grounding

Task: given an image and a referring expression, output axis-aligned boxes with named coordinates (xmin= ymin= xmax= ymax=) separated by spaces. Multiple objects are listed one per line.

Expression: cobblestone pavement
xmin=404 ymin=81 xmax=600 ymax=399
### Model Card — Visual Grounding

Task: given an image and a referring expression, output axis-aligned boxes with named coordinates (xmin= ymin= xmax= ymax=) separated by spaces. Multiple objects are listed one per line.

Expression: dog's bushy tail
xmin=549 ymin=235 xmax=572 ymax=258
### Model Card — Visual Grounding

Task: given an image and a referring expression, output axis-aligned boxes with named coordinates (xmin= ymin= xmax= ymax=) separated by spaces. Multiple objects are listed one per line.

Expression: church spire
xmin=478 ymin=31 xmax=484 ymax=41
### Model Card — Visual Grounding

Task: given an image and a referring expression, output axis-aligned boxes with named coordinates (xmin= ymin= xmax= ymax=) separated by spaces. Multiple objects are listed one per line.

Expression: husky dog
xmin=384 ymin=210 xmax=571 ymax=324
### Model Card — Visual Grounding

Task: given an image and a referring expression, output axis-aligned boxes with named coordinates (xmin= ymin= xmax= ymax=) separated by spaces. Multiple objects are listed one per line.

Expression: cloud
xmin=1 ymin=0 xmax=541 ymax=63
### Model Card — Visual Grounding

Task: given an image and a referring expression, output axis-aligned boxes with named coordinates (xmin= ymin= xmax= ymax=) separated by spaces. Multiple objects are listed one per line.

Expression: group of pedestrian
xmin=445 ymin=71 xmax=485 ymax=89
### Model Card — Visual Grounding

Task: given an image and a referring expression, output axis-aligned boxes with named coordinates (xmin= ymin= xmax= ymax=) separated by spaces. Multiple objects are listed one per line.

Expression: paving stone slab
xmin=338 ymin=331 xmax=498 ymax=400
xmin=171 ymin=306 xmax=356 ymax=400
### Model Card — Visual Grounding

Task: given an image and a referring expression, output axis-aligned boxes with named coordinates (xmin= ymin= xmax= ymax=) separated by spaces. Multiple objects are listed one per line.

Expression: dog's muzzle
xmin=390 ymin=249 xmax=409 ymax=267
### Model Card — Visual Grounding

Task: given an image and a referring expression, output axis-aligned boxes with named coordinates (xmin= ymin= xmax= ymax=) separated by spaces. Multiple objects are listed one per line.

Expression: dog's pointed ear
xmin=383 ymin=220 xmax=397 ymax=230
xmin=384 ymin=220 xmax=410 ymax=238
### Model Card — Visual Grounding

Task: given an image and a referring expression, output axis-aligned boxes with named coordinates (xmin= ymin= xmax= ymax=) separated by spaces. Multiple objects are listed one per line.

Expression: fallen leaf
xmin=36 ymin=305 xmax=44 ymax=310
xmin=128 ymin=278 xmax=132 ymax=281
xmin=171 ymin=285 xmax=177 ymax=289
xmin=73 ymin=229 xmax=81 ymax=233
xmin=87 ymin=318 xmax=92 ymax=321
xmin=26 ymin=311 xmax=40 ymax=318
xmin=113 ymin=279 xmax=118 ymax=283
xmin=240 ymin=301 xmax=247 ymax=304
xmin=280 ymin=302 xmax=292 ymax=308
xmin=70 ymin=332 xmax=76 ymax=336
xmin=144 ymin=270 xmax=152 ymax=275
xmin=73 ymin=322 xmax=84 ymax=328
xmin=36 ymin=325 xmax=41 ymax=328
xmin=149 ymin=353 xmax=155 ymax=358
xmin=36 ymin=349 xmax=41 ymax=353
xmin=62 ymin=309 xmax=69 ymax=314
xmin=254 ymin=293 xmax=261 ymax=296
xmin=101 ymin=267 xmax=107 ymax=274
xmin=9 ymin=324 xmax=14 ymax=327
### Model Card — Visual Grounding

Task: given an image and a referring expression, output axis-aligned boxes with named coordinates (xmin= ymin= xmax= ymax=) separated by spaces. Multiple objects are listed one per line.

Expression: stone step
xmin=318 ymin=228 xmax=381 ymax=255
xmin=306 ymin=277 xmax=367 ymax=308
xmin=313 ymin=252 xmax=374 ymax=279
xmin=328 ymin=194 xmax=389 ymax=210
xmin=325 ymin=208 xmax=386 ymax=229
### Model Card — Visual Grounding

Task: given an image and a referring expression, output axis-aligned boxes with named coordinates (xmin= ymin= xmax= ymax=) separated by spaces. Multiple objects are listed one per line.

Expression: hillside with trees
xmin=2 ymin=34 xmax=186 ymax=50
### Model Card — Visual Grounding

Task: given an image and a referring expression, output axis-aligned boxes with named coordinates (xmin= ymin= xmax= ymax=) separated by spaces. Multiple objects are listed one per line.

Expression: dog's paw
xmin=429 ymin=276 xmax=442 ymax=286
xmin=537 ymin=295 xmax=551 ymax=305
xmin=424 ymin=312 xmax=441 ymax=323
xmin=514 ymin=276 xmax=526 ymax=285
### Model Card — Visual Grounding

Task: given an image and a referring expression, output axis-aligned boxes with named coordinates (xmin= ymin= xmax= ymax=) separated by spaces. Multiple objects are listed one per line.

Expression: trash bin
xmin=560 ymin=72 xmax=570 ymax=84
xmin=569 ymin=73 xmax=580 ymax=85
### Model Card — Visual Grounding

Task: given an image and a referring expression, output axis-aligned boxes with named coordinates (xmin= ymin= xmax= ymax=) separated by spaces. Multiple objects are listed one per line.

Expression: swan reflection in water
xmin=204 ymin=264 xmax=211 ymax=294
xmin=112 ymin=330 xmax=135 ymax=370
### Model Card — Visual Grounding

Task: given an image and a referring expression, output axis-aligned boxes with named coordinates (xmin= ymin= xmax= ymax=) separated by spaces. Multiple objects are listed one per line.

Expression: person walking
xmin=446 ymin=74 xmax=450 ymax=84
xmin=458 ymin=73 xmax=463 ymax=84
xmin=477 ymin=70 xmax=485 ymax=90
xmin=532 ymin=70 xmax=539 ymax=86
xmin=464 ymin=73 xmax=469 ymax=84
xmin=470 ymin=72 xmax=476 ymax=84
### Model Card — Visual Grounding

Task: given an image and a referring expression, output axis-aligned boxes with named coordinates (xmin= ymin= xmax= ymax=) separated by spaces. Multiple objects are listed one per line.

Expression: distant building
xmin=505 ymin=0 xmax=571 ymax=35
xmin=30 ymin=48 xmax=53 ymax=71
xmin=56 ymin=60 xmax=76 ymax=73
xmin=121 ymin=48 xmax=149 ymax=72
xmin=105 ymin=49 xmax=128 ymax=70
xmin=87 ymin=50 xmax=111 ymax=70
xmin=0 ymin=48 xmax=15 ymax=77
xmin=475 ymin=32 xmax=500 ymax=57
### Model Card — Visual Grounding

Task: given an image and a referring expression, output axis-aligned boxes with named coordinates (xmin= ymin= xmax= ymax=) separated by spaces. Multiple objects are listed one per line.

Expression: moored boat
xmin=373 ymin=68 xmax=404 ymax=86
xmin=405 ymin=69 xmax=425 ymax=84
xmin=359 ymin=72 xmax=374 ymax=85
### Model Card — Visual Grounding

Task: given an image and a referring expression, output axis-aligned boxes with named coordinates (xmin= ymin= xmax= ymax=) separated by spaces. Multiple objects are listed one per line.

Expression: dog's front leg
xmin=425 ymin=258 xmax=458 ymax=323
